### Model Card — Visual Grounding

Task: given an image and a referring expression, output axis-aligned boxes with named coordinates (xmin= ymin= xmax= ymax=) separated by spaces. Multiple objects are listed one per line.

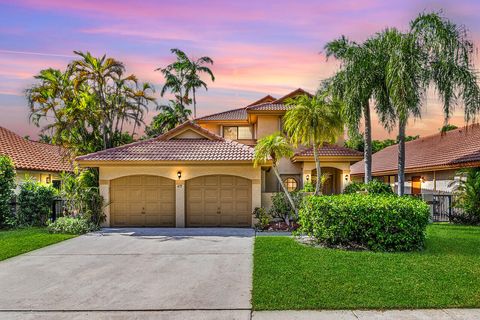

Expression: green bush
xmin=297 ymin=194 xmax=430 ymax=252
xmin=0 ymin=155 xmax=16 ymax=227
xmin=301 ymin=182 xmax=315 ymax=192
xmin=452 ymin=168 xmax=480 ymax=225
xmin=343 ymin=180 xmax=394 ymax=195
xmin=48 ymin=217 xmax=97 ymax=234
xmin=17 ymin=178 xmax=56 ymax=226
xmin=269 ymin=191 xmax=303 ymax=224
xmin=253 ymin=207 xmax=271 ymax=230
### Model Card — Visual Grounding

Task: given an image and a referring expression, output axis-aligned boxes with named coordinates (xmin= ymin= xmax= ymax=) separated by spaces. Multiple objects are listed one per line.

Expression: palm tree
xmin=132 ymin=82 xmax=156 ymax=137
xmin=145 ymin=100 xmax=192 ymax=137
xmin=253 ymin=133 xmax=296 ymax=217
xmin=156 ymin=49 xmax=214 ymax=119
xmin=325 ymin=36 xmax=394 ymax=184
xmin=376 ymin=12 xmax=480 ymax=195
xmin=283 ymin=94 xmax=344 ymax=195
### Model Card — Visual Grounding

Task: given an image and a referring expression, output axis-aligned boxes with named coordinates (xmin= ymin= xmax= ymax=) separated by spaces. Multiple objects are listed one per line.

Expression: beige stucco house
xmin=76 ymin=89 xmax=363 ymax=227
xmin=0 ymin=126 xmax=72 ymax=191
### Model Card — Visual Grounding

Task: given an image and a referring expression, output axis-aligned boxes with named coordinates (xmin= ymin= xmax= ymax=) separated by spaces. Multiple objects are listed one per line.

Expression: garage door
xmin=186 ymin=175 xmax=252 ymax=227
xmin=110 ymin=175 xmax=175 ymax=227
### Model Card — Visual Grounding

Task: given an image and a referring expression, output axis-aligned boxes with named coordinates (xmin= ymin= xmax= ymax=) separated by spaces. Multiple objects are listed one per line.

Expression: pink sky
xmin=0 ymin=0 xmax=479 ymax=139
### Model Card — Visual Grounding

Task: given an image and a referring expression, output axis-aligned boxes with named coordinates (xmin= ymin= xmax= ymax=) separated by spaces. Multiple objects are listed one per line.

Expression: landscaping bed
xmin=0 ymin=228 xmax=76 ymax=261
xmin=253 ymin=224 xmax=480 ymax=310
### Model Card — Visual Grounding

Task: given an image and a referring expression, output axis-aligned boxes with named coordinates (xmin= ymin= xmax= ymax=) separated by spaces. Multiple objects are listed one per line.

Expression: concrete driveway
xmin=0 ymin=228 xmax=254 ymax=320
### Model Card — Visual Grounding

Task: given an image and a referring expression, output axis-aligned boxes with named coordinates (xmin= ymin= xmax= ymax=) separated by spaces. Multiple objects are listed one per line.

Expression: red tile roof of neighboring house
xmin=246 ymin=95 xmax=277 ymax=107
xmin=272 ymin=88 xmax=312 ymax=104
xmin=351 ymin=124 xmax=480 ymax=176
xmin=294 ymin=144 xmax=363 ymax=158
xmin=0 ymin=126 xmax=73 ymax=172
xmin=76 ymin=122 xmax=255 ymax=162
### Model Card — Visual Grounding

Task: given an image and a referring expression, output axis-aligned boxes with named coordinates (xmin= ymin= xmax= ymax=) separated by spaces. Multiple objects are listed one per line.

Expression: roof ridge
xmin=196 ymin=106 xmax=247 ymax=121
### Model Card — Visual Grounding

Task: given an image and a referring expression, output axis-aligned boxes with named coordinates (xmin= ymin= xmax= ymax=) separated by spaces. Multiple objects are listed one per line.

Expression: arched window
xmin=283 ymin=177 xmax=298 ymax=192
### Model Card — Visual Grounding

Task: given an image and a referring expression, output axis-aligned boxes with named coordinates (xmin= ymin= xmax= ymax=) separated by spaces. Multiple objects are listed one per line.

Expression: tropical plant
xmin=26 ymin=51 xmax=155 ymax=155
xmin=440 ymin=124 xmax=458 ymax=133
xmin=145 ymin=100 xmax=192 ymax=137
xmin=268 ymin=191 xmax=304 ymax=227
xmin=343 ymin=180 xmax=394 ymax=195
xmin=253 ymin=207 xmax=271 ymax=230
xmin=253 ymin=132 xmax=296 ymax=222
xmin=283 ymin=93 xmax=344 ymax=195
xmin=451 ymin=168 xmax=480 ymax=225
xmin=0 ymin=156 xmax=16 ymax=228
xmin=48 ymin=216 xmax=97 ymax=234
xmin=156 ymin=48 xmax=214 ymax=118
xmin=17 ymin=178 xmax=56 ymax=226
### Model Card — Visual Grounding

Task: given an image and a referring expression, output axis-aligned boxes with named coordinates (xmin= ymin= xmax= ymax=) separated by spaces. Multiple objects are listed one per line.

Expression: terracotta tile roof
xmin=196 ymin=107 xmax=247 ymax=121
xmin=272 ymin=88 xmax=312 ymax=104
xmin=246 ymin=95 xmax=276 ymax=107
xmin=0 ymin=126 xmax=73 ymax=172
xmin=294 ymin=144 xmax=363 ymax=158
xmin=246 ymin=102 xmax=292 ymax=112
xmin=76 ymin=122 xmax=255 ymax=162
xmin=351 ymin=124 xmax=480 ymax=175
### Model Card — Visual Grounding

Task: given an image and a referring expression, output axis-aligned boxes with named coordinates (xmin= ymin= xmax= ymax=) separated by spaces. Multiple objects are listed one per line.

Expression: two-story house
xmin=76 ymin=88 xmax=362 ymax=228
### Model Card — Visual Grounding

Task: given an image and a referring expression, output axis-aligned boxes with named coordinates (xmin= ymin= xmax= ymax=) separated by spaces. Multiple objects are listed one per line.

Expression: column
xmin=303 ymin=169 xmax=312 ymax=187
xmin=99 ymin=179 xmax=110 ymax=227
xmin=340 ymin=170 xmax=351 ymax=193
xmin=175 ymin=180 xmax=185 ymax=228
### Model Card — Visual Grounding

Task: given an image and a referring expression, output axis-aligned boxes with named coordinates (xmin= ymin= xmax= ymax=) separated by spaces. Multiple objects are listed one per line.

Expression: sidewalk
xmin=252 ymin=309 xmax=480 ymax=320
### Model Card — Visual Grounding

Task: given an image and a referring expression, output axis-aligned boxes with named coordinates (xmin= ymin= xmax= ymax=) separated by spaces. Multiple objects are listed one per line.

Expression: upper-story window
xmin=223 ymin=126 xmax=253 ymax=140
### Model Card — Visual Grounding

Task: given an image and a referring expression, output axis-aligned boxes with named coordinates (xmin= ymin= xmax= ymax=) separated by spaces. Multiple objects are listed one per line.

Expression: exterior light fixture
xmin=344 ymin=174 xmax=349 ymax=181
xmin=306 ymin=175 xmax=310 ymax=182
xmin=46 ymin=176 xmax=51 ymax=184
xmin=177 ymin=171 xmax=182 ymax=179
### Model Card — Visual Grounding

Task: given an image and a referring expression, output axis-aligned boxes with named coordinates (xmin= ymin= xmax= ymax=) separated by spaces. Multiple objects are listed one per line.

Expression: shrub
xmin=269 ymin=191 xmax=304 ymax=225
xmin=301 ymin=182 xmax=315 ymax=192
xmin=0 ymin=155 xmax=16 ymax=227
xmin=17 ymin=178 xmax=56 ymax=226
xmin=297 ymin=194 xmax=430 ymax=252
xmin=343 ymin=180 xmax=394 ymax=195
xmin=60 ymin=169 xmax=105 ymax=226
xmin=48 ymin=217 xmax=97 ymax=234
xmin=451 ymin=168 xmax=480 ymax=225
xmin=253 ymin=207 xmax=271 ymax=230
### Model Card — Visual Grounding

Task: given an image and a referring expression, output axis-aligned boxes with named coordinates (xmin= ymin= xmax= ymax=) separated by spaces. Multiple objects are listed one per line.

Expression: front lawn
xmin=0 ymin=228 xmax=76 ymax=261
xmin=253 ymin=224 xmax=480 ymax=310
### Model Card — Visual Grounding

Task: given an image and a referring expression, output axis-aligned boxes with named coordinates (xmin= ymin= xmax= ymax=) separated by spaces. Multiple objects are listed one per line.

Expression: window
xmin=223 ymin=126 xmax=253 ymax=140
xmin=283 ymin=178 xmax=298 ymax=192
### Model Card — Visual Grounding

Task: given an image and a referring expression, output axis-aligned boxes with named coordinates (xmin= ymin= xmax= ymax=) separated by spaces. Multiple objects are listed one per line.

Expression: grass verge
xmin=253 ymin=224 xmax=480 ymax=310
xmin=0 ymin=227 xmax=76 ymax=261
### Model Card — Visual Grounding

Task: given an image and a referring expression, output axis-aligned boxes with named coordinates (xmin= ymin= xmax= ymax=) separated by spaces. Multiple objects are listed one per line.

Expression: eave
xmin=350 ymin=161 xmax=480 ymax=177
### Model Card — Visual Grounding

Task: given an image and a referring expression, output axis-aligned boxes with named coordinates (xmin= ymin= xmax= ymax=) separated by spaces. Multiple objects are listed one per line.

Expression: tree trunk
xmin=193 ymin=87 xmax=197 ymax=120
xmin=363 ymin=101 xmax=373 ymax=183
xmin=272 ymin=164 xmax=297 ymax=219
xmin=397 ymin=119 xmax=406 ymax=196
xmin=312 ymin=142 xmax=322 ymax=196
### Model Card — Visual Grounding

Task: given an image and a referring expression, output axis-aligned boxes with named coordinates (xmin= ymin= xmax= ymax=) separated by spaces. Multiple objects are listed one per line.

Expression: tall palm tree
xmin=253 ymin=133 xmax=296 ymax=216
xmin=325 ymin=36 xmax=394 ymax=183
xmin=375 ymin=13 xmax=480 ymax=195
xmin=283 ymin=94 xmax=344 ymax=195
xmin=131 ymin=82 xmax=156 ymax=137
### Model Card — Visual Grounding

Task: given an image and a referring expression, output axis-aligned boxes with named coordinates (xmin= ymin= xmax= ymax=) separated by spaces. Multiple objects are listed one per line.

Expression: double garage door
xmin=110 ymin=175 xmax=251 ymax=227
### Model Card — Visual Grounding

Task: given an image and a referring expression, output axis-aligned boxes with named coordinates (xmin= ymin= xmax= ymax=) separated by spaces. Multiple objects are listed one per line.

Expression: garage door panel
xmin=110 ymin=175 xmax=175 ymax=227
xmin=186 ymin=175 xmax=251 ymax=227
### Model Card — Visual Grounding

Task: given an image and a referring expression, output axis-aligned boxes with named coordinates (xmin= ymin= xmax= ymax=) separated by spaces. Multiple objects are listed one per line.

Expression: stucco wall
xmin=98 ymin=164 xmax=262 ymax=227
xmin=256 ymin=115 xmax=280 ymax=139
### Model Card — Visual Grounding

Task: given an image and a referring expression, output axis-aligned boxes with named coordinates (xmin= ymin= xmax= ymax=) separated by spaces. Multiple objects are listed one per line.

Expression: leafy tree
xmin=345 ymin=133 xmax=419 ymax=153
xmin=0 ymin=156 xmax=16 ymax=227
xmin=253 ymin=133 xmax=296 ymax=223
xmin=157 ymin=48 xmax=214 ymax=118
xmin=283 ymin=93 xmax=344 ymax=195
xmin=26 ymin=51 xmax=156 ymax=155
xmin=145 ymin=100 xmax=192 ymax=137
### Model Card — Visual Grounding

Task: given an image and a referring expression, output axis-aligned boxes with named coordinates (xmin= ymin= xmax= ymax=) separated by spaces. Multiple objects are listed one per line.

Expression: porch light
xmin=344 ymin=174 xmax=349 ymax=181
xmin=177 ymin=171 xmax=182 ymax=179
xmin=46 ymin=176 xmax=51 ymax=184
xmin=306 ymin=175 xmax=310 ymax=182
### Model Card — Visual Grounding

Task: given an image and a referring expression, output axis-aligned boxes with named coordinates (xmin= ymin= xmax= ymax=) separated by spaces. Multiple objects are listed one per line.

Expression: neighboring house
xmin=350 ymin=124 xmax=480 ymax=195
xmin=76 ymin=89 xmax=362 ymax=227
xmin=0 ymin=126 xmax=73 ymax=190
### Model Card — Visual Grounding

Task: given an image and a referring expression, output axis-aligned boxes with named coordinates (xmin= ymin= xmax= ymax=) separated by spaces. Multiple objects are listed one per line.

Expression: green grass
xmin=253 ymin=224 xmax=480 ymax=310
xmin=0 ymin=228 xmax=76 ymax=261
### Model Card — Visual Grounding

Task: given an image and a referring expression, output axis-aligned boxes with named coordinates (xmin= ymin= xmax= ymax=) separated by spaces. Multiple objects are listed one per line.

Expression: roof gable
xmin=272 ymin=88 xmax=312 ymax=104
xmin=157 ymin=121 xmax=223 ymax=141
xmin=246 ymin=95 xmax=276 ymax=107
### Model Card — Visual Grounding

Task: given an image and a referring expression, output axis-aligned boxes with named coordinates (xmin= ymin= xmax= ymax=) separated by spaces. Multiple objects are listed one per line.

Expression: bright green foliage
xmin=253 ymin=207 xmax=271 ymax=230
xmin=440 ymin=124 xmax=458 ymax=133
xmin=268 ymin=192 xmax=303 ymax=225
xmin=0 ymin=156 xmax=16 ymax=228
xmin=344 ymin=132 xmax=419 ymax=153
xmin=452 ymin=168 xmax=480 ymax=225
xmin=298 ymin=194 xmax=430 ymax=252
xmin=343 ymin=180 xmax=394 ymax=195
xmin=48 ymin=217 xmax=97 ymax=234
xmin=145 ymin=100 xmax=192 ymax=137
xmin=17 ymin=179 xmax=56 ymax=226
xmin=60 ymin=169 xmax=105 ymax=227
xmin=253 ymin=225 xmax=480 ymax=310
xmin=0 ymin=228 xmax=75 ymax=261
xmin=301 ymin=182 xmax=315 ymax=192
xmin=283 ymin=93 xmax=344 ymax=195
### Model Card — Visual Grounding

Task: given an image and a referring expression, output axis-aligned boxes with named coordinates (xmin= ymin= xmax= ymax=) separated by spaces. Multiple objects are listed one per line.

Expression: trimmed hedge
xmin=48 ymin=217 xmax=97 ymax=234
xmin=343 ymin=180 xmax=394 ymax=195
xmin=298 ymin=194 xmax=430 ymax=252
